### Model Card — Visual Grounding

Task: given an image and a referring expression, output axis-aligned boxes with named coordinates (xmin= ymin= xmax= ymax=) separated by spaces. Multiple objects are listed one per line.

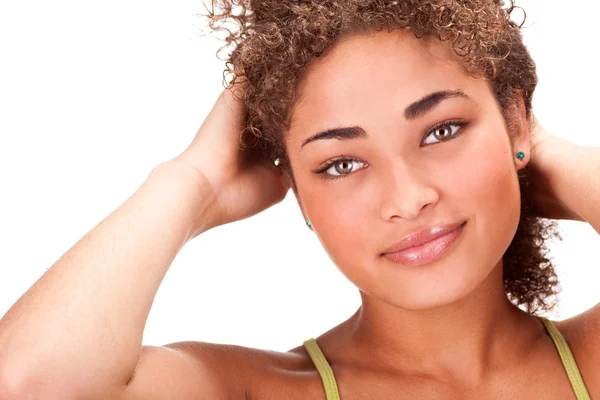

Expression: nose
xmin=379 ymin=161 xmax=440 ymax=221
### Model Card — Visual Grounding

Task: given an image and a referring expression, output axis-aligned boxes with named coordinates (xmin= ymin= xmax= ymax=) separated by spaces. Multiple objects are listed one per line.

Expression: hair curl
xmin=203 ymin=0 xmax=561 ymax=314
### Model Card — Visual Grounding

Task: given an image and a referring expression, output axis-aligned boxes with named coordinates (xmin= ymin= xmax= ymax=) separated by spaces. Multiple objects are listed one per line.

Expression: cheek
xmin=304 ymin=188 xmax=373 ymax=264
xmin=452 ymin=134 xmax=521 ymax=258
xmin=452 ymin=147 xmax=518 ymax=212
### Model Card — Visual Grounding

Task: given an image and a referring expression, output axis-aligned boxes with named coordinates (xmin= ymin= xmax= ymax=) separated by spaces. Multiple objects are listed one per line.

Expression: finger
xmin=190 ymin=81 xmax=248 ymax=151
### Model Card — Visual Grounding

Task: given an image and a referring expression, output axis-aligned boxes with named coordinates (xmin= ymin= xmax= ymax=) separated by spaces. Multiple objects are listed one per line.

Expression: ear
xmin=508 ymin=91 xmax=532 ymax=171
xmin=295 ymin=193 xmax=314 ymax=231
xmin=284 ymin=168 xmax=313 ymax=231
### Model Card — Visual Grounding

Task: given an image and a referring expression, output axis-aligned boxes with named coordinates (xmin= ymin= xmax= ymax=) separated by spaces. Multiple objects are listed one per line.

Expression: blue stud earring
xmin=516 ymin=151 xmax=525 ymax=160
xmin=306 ymin=221 xmax=312 ymax=228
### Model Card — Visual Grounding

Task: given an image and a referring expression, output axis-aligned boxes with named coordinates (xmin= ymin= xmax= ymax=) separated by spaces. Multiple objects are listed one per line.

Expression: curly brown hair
xmin=203 ymin=0 xmax=561 ymax=314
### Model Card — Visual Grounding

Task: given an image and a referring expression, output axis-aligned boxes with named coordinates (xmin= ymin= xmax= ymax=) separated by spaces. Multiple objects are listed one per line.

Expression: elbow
xmin=0 ymin=365 xmax=89 ymax=400
xmin=0 ymin=364 xmax=30 ymax=400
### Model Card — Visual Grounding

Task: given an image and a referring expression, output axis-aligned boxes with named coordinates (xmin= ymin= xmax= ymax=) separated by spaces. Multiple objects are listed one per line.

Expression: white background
xmin=0 ymin=1 xmax=598 ymax=352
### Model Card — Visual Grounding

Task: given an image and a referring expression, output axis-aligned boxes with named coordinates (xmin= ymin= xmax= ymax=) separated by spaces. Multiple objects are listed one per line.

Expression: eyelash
xmin=313 ymin=119 xmax=470 ymax=181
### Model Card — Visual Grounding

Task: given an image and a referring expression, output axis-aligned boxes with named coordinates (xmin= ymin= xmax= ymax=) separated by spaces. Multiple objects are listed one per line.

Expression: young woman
xmin=0 ymin=0 xmax=598 ymax=399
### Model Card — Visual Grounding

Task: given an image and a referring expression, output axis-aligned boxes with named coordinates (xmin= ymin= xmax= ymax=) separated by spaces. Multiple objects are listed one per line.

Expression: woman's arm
xmin=0 ymin=163 xmax=210 ymax=398
xmin=534 ymin=135 xmax=600 ymax=233
xmin=0 ymin=85 xmax=289 ymax=399
xmin=534 ymin=131 xmax=600 ymax=372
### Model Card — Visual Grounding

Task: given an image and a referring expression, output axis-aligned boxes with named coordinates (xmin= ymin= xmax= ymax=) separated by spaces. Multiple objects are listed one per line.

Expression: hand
xmin=161 ymin=82 xmax=290 ymax=238
xmin=524 ymin=116 xmax=583 ymax=221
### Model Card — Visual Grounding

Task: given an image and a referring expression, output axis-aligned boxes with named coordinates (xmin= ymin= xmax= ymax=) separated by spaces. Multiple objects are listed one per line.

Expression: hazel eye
xmin=422 ymin=123 xmax=463 ymax=145
xmin=325 ymin=158 xmax=365 ymax=177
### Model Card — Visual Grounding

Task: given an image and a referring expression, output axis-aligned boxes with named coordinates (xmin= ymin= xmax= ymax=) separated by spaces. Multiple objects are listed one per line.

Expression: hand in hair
xmin=525 ymin=116 xmax=585 ymax=221
xmin=164 ymin=80 xmax=290 ymax=239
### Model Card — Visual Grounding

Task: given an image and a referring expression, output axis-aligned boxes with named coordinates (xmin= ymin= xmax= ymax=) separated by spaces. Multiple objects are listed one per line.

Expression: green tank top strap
xmin=304 ymin=317 xmax=591 ymax=400
xmin=303 ymin=338 xmax=340 ymax=400
xmin=538 ymin=316 xmax=591 ymax=400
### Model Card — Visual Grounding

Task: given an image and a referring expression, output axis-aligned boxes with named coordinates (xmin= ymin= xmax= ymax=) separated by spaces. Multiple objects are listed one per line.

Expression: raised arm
xmin=528 ymin=124 xmax=600 ymax=232
xmin=526 ymin=118 xmax=600 ymax=373
xmin=0 ymin=86 xmax=289 ymax=400
xmin=0 ymin=164 xmax=211 ymax=399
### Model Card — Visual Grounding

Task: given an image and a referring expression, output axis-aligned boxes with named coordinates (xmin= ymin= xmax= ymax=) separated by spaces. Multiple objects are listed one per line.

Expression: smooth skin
xmin=0 ymin=30 xmax=598 ymax=400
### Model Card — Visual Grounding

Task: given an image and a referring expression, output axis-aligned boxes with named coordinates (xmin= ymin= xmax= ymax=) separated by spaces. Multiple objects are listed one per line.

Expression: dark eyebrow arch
xmin=404 ymin=90 xmax=472 ymax=120
xmin=300 ymin=89 xmax=473 ymax=149
xmin=301 ymin=126 xmax=367 ymax=149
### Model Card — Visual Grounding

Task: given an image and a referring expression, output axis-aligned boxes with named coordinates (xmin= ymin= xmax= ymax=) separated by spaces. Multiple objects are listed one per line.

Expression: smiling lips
xmin=381 ymin=221 xmax=466 ymax=267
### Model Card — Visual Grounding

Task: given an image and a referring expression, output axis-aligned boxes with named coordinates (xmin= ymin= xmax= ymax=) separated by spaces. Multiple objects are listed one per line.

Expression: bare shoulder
xmin=553 ymin=303 xmax=600 ymax=392
xmin=121 ymin=340 xmax=321 ymax=400
xmin=555 ymin=302 xmax=600 ymax=353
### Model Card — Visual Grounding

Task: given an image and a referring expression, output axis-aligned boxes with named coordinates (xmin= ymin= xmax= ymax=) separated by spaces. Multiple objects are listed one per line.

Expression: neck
xmin=345 ymin=264 xmax=544 ymax=380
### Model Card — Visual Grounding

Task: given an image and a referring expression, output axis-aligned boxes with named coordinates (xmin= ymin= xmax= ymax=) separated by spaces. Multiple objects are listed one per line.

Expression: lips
xmin=381 ymin=221 xmax=466 ymax=255
xmin=381 ymin=222 xmax=466 ymax=266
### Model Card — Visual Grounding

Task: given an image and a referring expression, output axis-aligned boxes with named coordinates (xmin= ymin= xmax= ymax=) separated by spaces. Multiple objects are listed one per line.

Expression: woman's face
xmin=285 ymin=29 xmax=530 ymax=311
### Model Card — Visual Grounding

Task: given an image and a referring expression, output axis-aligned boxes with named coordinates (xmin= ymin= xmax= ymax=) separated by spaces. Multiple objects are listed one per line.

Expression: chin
xmin=390 ymin=281 xmax=482 ymax=311
xmin=361 ymin=257 xmax=503 ymax=313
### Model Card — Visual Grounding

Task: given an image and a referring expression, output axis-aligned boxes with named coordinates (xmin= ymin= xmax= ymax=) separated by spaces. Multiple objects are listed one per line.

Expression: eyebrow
xmin=300 ymin=90 xmax=473 ymax=149
xmin=405 ymin=90 xmax=470 ymax=120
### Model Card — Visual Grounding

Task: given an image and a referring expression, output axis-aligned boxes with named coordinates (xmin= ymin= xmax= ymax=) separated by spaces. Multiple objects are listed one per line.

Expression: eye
xmin=422 ymin=120 xmax=468 ymax=145
xmin=315 ymin=157 xmax=366 ymax=180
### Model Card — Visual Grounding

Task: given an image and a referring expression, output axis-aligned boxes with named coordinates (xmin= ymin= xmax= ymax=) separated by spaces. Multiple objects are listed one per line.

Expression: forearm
xmin=546 ymin=138 xmax=600 ymax=233
xmin=0 ymin=163 xmax=209 ymax=397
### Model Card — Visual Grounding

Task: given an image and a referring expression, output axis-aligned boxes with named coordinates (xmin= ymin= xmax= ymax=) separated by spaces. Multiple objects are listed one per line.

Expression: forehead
xmin=288 ymin=29 xmax=489 ymax=145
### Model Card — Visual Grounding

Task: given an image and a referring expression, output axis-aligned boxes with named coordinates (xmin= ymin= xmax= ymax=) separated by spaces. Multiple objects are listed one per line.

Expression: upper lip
xmin=381 ymin=221 xmax=466 ymax=255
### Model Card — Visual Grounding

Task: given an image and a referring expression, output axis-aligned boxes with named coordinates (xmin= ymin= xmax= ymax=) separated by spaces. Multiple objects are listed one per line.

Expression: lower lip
xmin=382 ymin=222 xmax=466 ymax=267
